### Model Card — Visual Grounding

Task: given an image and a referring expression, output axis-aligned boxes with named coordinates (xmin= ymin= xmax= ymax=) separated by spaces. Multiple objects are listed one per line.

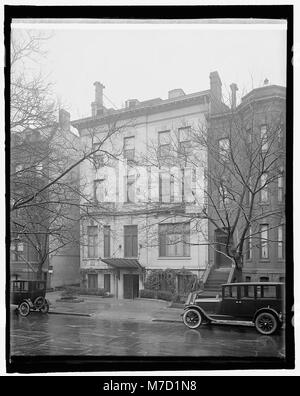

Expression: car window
xmin=240 ymin=285 xmax=255 ymax=299
xmin=262 ymin=285 xmax=277 ymax=298
xmin=224 ymin=286 xmax=238 ymax=298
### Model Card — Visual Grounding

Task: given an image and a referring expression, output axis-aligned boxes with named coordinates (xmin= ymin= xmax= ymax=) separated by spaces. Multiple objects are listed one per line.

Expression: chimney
xmin=230 ymin=83 xmax=238 ymax=109
xmin=59 ymin=109 xmax=70 ymax=131
xmin=168 ymin=88 xmax=185 ymax=99
xmin=209 ymin=71 xmax=223 ymax=114
xmin=91 ymin=81 xmax=105 ymax=117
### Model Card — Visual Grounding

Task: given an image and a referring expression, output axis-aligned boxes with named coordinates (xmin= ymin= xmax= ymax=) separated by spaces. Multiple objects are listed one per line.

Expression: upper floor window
xmin=260 ymin=125 xmax=268 ymax=152
xmin=218 ymin=138 xmax=230 ymax=162
xmin=245 ymin=227 xmax=252 ymax=260
xmin=246 ymin=128 xmax=252 ymax=145
xmin=178 ymin=126 xmax=192 ymax=157
xmin=124 ymin=225 xmax=138 ymax=257
xmin=260 ymin=172 xmax=269 ymax=202
xmin=92 ymin=143 xmax=105 ymax=168
xmin=87 ymin=226 xmax=98 ymax=258
xmin=103 ymin=226 xmax=111 ymax=258
xmin=278 ymin=225 xmax=284 ymax=259
xmin=94 ymin=179 xmax=106 ymax=202
xmin=125 ymin=169 xmax=135 ymax=203
xmin=158 ymin=130 xmax=171 ymax=158
xmin=260 ymin=224 xmax=269 ymax=259
xmin=159 ymin=222 xmax=190 ymax=257
xmin=11 ymin=240 xmax=24 ymax=262
xmin=278 ymin=124 xmax=284 ymax=146
xmin=278 ymin=168 xmax=284 ymax=202
xmin=124 ymin=136 xmax=135 ymax=161
xmin=15 ymin=164 xmax=23 ymax=175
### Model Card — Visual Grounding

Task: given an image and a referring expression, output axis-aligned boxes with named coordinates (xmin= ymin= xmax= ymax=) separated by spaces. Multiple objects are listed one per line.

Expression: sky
xmin=12 ymin=21 xmax=287 ymax=121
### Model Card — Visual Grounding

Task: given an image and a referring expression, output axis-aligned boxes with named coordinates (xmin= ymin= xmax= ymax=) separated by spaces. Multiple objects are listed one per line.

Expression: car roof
xmin=222 ymin=282 xmax=284 ymax=286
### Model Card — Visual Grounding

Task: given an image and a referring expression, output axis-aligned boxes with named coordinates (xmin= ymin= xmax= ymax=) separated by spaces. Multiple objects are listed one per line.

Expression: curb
xmin=48 ymin=311 xmax=91 ymax=317
xmin=152 ymin=318 xmax=182 ymax=323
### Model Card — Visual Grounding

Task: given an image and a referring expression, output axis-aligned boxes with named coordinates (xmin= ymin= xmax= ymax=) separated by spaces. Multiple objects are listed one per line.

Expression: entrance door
xmin=104 ymin=273 xmax=111 ymax=293
xmin=123 ymin=274 xmax=139 ymax=299
xmin=88 ymin=273 xmax=98 ymax=289
xmin=214 ymin=229 xmax=232 ymax=268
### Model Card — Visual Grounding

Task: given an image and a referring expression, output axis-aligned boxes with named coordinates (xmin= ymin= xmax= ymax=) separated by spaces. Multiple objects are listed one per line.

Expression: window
xmin=15 ymin=164 xmax=23 ymax=175
xmin=278 ymin=225 xmax=284 ymax=259
xmin=245 ymin=276 xmax=251 ymax=282
xmin=10 ymin=241 xmax=24 ymax=262
xmin=124 ymin=225 xmax=138 ymax=257
xmin=87 ymin=226 xmax=98 ymax=258
xmin=158 ymin=131 xmax=171 ymax=158
xmin=124 ymin=137 xmax=135 ymax=161
xmin=125 ymin=170 xmax=135 ymax=203
xmin=224 ymin=286 xmax=238 ymax=299
xmin=261 ymin=125 xmax=268 ymax=152
xmin=278 ymin=168 xmax=284 ymax=202
xmin=159 ymin=171 xmax=175 ymax=203
xmin=245 ymin=227 xmax=252 ymax=260
xmin=260 ymin=224 xmax=269 ymax=259
xmin=178 ymin=127 xmax=192 ymax=156
xmin=219 ymin=183 xmax=230 ymax=207
xmin=103 ymin=226 xmax=111 ymax=258
xmin=240 ymin=285 xmax=255 ymax=299
xmin=246 ymin=128 xmax=252 ymax=144
xmin=278 ymin=124 xmax=284 ymax=146
xmin=246 ymin=177 xmax=252 ymax=205
xmin=92 ymin=143 xmax=104 ymax=168
xmin=219 ymin=138 xmax=230 ymax=162
xmin=159 ymin=222 xmax=190 ymax=257
xmin=94 ymin=179 xmax=105 ymax=202
xmin=260 ymin=173 xmax=268 ymax=202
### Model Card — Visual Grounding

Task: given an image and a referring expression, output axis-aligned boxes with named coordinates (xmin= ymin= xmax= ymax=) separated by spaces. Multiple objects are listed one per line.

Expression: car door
xmin=220 ymin=285 xmax=240 ymax=318
xmin=236 ymin=285 xmax=257 ymax=319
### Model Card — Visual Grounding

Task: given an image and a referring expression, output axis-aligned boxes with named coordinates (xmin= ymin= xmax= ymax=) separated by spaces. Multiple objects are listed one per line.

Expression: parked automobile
xmin=10 ymin=280 xmax=49 ymax=317
xmin=182 ymin=282 xmax=285 ymax=335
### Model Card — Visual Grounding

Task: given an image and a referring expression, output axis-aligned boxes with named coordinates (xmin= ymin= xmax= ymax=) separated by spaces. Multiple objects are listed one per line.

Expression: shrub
xmin=139 ymin=289 xmax=156 ymax=299
xmin=156 ymin=290 xmax=173 ymax=301
xmin=61 ymin=286 xmax=111 ymax=297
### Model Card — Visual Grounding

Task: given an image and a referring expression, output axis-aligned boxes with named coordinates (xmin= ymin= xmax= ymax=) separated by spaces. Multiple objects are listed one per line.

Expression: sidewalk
xmin=46 ymin=291 xmax=183 ymax=323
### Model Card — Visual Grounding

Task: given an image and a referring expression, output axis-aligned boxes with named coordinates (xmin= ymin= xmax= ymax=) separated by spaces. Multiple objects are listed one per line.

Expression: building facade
xmin=207 ymin=81 xmax=286 ymax=282
xmin=10 ymin=110 xmax=81 ymax=288
xmin=71 ymin=75 xmax=225 ymax=298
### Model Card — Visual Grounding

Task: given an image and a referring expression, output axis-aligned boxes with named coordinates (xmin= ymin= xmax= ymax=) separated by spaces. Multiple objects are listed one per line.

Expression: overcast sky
xmin=12 ymin=21 xmax=287 ymax=120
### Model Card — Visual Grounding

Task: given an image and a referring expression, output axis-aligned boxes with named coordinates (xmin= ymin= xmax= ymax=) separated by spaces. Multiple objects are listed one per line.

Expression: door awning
xmin=100 ymin=258 xmax=144 ymax=271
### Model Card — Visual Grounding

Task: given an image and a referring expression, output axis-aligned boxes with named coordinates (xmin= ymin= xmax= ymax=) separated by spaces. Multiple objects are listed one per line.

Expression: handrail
xmin=202 ymin=263 xmax=213 ymax=285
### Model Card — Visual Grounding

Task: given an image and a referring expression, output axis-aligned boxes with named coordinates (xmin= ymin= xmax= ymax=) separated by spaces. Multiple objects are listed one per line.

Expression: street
xmin=10 ymin=310 xmax=285 ymax=357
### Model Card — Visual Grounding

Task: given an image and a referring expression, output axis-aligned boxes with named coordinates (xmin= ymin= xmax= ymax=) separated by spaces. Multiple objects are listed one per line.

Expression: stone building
xmin=10 ymin=110 xmax=81 ymax=288
xmin=207 ymin=80 xmax=286 ymax=283
xmin=71 ymin=74 xmax=225 ymax=298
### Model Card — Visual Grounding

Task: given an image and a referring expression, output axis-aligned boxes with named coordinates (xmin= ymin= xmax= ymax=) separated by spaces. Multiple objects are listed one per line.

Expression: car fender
xmin=253 ymin=307 xmax=281 ymax=324
xmin=183 ymin=305 xmax=212 ymax=322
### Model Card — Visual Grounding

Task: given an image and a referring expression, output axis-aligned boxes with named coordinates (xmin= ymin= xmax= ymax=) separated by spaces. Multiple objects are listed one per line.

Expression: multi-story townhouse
xmin=72 ymin=74 xmax=224 ymax=299
xmin=10 ymin=110 xmax=81 ymax=288
xmin=207 ymin=81 xmax=286 ymax=283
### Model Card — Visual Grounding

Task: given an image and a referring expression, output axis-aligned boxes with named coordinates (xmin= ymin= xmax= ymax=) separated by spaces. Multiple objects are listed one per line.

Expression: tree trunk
xmin=233 ymin=254 xmax=243 ymax=282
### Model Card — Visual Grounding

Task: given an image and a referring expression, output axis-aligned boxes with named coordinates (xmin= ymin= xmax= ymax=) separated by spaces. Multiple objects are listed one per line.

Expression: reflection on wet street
xmin=10 ymin=312 xmax=286 ymax=357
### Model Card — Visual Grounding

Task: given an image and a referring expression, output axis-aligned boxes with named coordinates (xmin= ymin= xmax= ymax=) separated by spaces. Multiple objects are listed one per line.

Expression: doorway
xmin=123 ymin=274 xmax=139 ymax=299
xmin=88 ymin=273 xmax=98 ymax=289
xmin=104 ymin=273 xmax=111 ymax=293
xmin=214 ymin=229 xmax=232 ymax=268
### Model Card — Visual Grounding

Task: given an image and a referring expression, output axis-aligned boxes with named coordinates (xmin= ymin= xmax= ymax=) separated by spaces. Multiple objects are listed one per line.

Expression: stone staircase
xmin=198 ymin=267 xmax=232 ymax=298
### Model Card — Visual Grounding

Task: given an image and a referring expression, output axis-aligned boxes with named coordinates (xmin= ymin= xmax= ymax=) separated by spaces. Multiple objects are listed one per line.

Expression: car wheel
xmin=39 ymin=300 xmax=49 ymax=314
xmin=34 ymin=296 xmax=45 ymax=310
xmin=255 ymin=312 xmax=278 ymax=335
xmin=18 ymin=301 xmax=30 ymax=317
xmin=183 ymin=309 xmax=202 ymax=329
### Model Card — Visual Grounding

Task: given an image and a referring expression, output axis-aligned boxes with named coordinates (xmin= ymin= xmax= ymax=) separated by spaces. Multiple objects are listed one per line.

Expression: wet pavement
xmin=10 ymin=296 xmax=286 ymax=357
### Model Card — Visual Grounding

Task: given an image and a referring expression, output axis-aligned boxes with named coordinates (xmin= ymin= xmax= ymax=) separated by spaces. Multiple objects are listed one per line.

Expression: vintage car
xmin=182 ymin=282 xmax=285 ymax=335
xmin=10 ymin=280 xmax=50 ymax=317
